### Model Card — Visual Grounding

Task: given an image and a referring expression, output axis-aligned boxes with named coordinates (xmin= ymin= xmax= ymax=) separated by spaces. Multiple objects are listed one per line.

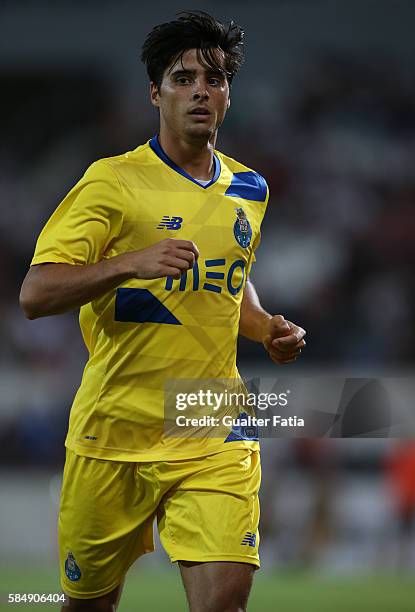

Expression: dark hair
xmin=141 ymin=10 xmax=244 ymax=90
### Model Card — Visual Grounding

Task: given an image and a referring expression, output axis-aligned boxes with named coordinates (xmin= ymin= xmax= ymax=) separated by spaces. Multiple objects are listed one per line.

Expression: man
xmin=20 ymin=11 xmax=305 ymax=612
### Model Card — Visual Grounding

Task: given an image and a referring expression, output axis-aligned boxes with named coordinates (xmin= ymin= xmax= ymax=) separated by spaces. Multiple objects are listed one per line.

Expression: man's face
xmin=150 ymin=48 xmax=231 ymax=143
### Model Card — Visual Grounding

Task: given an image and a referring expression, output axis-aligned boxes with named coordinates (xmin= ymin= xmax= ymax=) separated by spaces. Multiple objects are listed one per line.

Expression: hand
xmin=263 ymin=315 xmax=306 ymax=365
xmin=122 ymin=239 xmax=199 ymax=280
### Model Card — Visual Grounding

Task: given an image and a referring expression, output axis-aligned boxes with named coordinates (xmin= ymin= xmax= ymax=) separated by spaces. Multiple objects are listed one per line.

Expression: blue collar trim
xmin=149 ymin=135 xmax=221 ymax=189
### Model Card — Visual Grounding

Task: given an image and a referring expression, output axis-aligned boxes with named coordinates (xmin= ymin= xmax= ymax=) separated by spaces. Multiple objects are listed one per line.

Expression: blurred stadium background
xmin=1 ymin=0 xmax=415 ymax=610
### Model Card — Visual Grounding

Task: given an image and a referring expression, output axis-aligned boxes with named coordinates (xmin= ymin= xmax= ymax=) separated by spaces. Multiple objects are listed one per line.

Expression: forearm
xmin=239 ymin=280 xmax=307 ymax=364
xmin=20 ymin=253 xmax=135 ymax=319
xmin=239 ymin=279 xmax=272 ymax=342
xmin=20 ymin=238 xmax=199 ymax=319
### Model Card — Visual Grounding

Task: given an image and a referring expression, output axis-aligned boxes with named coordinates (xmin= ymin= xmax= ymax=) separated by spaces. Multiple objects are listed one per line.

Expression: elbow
xmin=19 ymin=287 xmax=40 ymax=319
xmin=19 ymin=277 xmax=46 ymax=319
xmin=20 ymin=264 xmax=62 ymax=319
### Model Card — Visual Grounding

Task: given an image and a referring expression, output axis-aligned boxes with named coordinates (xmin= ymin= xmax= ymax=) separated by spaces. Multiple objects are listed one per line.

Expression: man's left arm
xmin=239 ymin=279 xmax=306 ymax=364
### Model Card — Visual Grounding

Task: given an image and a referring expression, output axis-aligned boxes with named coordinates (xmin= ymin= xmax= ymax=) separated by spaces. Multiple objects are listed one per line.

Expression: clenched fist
xmin=122 ymin=238 xmax=199 ymax=280
xmin=263 ymin=315 xmax=306 ymax=365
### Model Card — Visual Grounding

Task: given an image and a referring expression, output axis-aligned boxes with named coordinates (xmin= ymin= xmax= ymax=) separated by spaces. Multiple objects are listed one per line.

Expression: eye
xmin=208 ymin=77 xmax=221 ymax=87
xmin=176 ymin=76 xmax=191 ymax=85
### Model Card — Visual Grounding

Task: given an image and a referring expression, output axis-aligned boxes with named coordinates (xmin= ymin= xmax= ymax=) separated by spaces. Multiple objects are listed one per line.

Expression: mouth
xmin=189 ymin=107 xmax=211 ymax=120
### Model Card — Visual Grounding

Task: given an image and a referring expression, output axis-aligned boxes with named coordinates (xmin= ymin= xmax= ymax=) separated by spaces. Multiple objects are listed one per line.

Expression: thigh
xmin=59 ymin=450 xmax=155 ymax=599
xmin=158 ymin=448 xmax=261 ymax=568
xmin=178 ymin=561 xmax=255 ymax=612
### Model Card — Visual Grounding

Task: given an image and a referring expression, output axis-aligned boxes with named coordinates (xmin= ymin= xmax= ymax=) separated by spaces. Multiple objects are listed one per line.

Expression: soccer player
xmin=20 ymin=11 xmax=306 ymax=612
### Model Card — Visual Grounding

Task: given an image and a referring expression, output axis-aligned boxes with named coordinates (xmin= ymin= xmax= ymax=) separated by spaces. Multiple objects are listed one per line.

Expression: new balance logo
xmin=157 ymin=216 xmax=183 ymax=230
xmin=241 ymin=532 xmax=256 ymax=547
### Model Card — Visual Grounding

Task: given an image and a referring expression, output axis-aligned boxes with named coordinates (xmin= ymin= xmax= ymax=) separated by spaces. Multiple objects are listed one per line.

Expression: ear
xmin=150 ymin=82 xmax=160 ymax=108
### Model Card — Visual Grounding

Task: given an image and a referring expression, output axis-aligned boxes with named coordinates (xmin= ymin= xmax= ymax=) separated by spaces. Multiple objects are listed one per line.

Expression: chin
xmin=185 ymin=125 xmax=214 ymax=141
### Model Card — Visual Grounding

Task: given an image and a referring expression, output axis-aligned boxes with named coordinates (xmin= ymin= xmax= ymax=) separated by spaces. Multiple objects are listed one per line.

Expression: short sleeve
xmin=31 ymin=160 xmax=124 ymax=266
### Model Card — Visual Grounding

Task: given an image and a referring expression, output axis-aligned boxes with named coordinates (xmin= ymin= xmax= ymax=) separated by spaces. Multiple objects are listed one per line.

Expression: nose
xmin=192 ymin=79 xmax=209 ymax=101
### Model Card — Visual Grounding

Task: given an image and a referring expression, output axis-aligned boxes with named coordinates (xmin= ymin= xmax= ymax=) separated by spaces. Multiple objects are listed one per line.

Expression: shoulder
xmin=84 ymin=141 xmax=153 ymax=185
xmin=215 ymin=150 xmax=268 ymax=203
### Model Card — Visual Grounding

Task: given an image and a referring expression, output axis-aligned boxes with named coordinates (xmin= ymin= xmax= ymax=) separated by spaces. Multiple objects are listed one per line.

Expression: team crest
xmin=233 ymin=207 xmax=252 ymax=248
xmin=65 ymin=552 xmax=81 ymax=582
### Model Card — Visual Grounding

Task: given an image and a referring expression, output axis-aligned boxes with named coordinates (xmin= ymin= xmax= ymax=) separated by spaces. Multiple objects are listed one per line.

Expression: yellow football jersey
xmin=31 ymin=136 xmax=269 ymax=461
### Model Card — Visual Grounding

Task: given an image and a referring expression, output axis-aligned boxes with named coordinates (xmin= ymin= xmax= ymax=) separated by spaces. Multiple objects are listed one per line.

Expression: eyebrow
xmin=170 ymin=68 xmax=225 ymax=78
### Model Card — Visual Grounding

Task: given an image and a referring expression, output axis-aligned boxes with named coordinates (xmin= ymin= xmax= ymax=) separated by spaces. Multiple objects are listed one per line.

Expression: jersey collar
xmin=149 ymin=135 xmax=221 ymax=189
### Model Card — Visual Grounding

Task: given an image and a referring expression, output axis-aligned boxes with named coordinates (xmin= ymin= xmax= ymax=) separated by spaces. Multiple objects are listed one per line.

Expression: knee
xmin=63 ymin=599 xmax=116 ymax=612
xmin=194 ymin=589 xmax=249 ymax=612
xmin=63 ymin=586 xmax=121 ymax=612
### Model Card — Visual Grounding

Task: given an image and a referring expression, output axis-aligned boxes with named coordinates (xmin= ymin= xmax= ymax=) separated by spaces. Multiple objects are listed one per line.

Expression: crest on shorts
xmin=65 ymin=552 xmax=81 ymax=582
xmin=224 ymin=412 xmax=259 ymax=443
xmin=233 ymin=207 xmax=252 ymax=248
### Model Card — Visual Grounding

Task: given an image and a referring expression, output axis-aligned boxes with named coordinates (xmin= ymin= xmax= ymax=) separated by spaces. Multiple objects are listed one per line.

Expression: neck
xmin=158 ymin=127 xmax=217 ymax=181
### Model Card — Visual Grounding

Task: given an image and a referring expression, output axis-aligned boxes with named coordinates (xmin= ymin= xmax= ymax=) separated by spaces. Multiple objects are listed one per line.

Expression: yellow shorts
xmin=59 ymin=447 xmax=261 ymax=599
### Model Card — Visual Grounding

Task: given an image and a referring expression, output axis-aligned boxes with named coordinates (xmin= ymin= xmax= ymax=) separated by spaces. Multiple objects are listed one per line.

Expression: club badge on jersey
xmin=233 ymin=207 xmax=252 ymax=248
xmin=65 ymin=552 xmax=82 ymax=581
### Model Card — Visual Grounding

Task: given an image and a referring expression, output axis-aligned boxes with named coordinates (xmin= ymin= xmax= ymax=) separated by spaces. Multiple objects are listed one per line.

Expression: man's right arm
xmin=19 ymin=239 xmax=199 ymax=319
